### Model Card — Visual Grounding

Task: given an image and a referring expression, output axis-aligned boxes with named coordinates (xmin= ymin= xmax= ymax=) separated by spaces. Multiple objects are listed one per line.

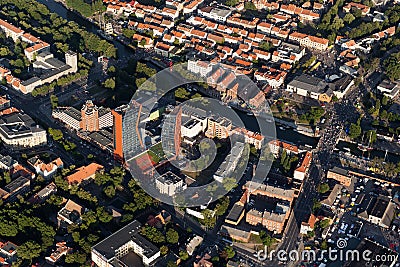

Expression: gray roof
xmin=92 ymin=220 xmax=159 ymax=261
xmin=21 ymin=77 xmax=41 ymax=86
xmin=288 ymin=74 xmax=327 ymax=93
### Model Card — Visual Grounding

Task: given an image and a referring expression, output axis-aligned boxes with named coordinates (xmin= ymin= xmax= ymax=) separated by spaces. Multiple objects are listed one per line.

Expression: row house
xmin=343 ymin=2 xmax=370 ymax=15
xmin=268 ymin=139 xmax=299 ymax=157
xmin=226 ymin=15 xmax=259 ymax=29
xmin=270 ymin=26 xmax=290 ymax=39
xmin=232 ymin=128 xmax=264 ymax=149
xmin=289 ymin=32 xmax=329 ymax=51
xmin=171 ymin=30 xmax=187 ymax=43
xmin=166 ymin=0 xmax=184 ymax=12
xmin=272 ymin=13 xmax=291 ymax=23
xmin=183 ymin=0 xmax=203 ymax=14
xmin=155 ymin=41 xmax=176 ymax=57
xmin=187 ymin=59 xmax=213 ymax=77
xmin=133 ymin=33 xmax=154 ymax=48
xmin=251 ymin=0 xmax=279 ymax=10
xmin=160 ymin=7 xmax=180 ymax=19
xmin=293 ymin=151 xmax=312 ymax=181
xmin=254 ymin=67 xmax=287 ymax=88
xmin=252 ymin=48 xmax=271 ymax=61
xmin=280 ymin=4 xmax=320 ymax=22
xmin=271 ymin=42 xmax=305 ymax=64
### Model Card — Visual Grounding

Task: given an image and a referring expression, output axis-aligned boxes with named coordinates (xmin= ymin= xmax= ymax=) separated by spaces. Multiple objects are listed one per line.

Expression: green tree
xmin=166 ymin=228 xmax=179 ymax=244
xmin=179 ymin=250 xmax=189 ymax=260
xmin=18 ymin=241 xmax=41 ymax=263
xmin=225 ymin=0 xmax=238 ymax=6
xmin=160 ymin=245 xmax=168 ymax=255
xmin=259 ymin=41 xmax=273 ymax=51
xmin=50 ymin=94 xmax=58 ymax=109
xmin=343 ymin=13 xmax=355 ymax=24
xmin=103 ymin=77 xmax=115 ymax=89
xmin=349 ymin=123 xmax=362 ymax=139
xmin=317 ymin=183 xmax=330 ymax=194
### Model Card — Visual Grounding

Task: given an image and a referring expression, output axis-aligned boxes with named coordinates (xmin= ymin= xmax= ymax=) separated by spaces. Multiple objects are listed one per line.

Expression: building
xmin=81 ymin=100 xmax=100 ymax=132
xmin=0 ymin=176 xmax=31 ymax=202
xmin=358 ymin=196 xmax=396 ymax=228
xmin=271 ymin=42 xmax=306 ymax=64
xmin=289 ymin=32 xmax=329 ymax=51
xmin=343 ymin=2 xmax=370 ymax=15
xmin=300 ymin=213 xmax=317 ymax=234
xmin=113 ymin=102 xmax=145 ymax=162
xmin=187 ymin=59 xmax=213 ymax=77
xmin=268 ymin=140 xmax=299 ymax=158
xmin=205 ymin=116 xmax=232 ymax=139
xmin=57 ymin=199 xmax=86 ymax=227
xmin=327 ymin=167 xmax=352 ymax=187
xmin=232 ymin=128 xmax=264 ymax=149
xmin=246 ymin=208 xmax=288 ymax=233
xmin=0 ymin=241 xmax=18 ymax=265
xmin=225 ymin=202 xmax=245 ymax=225
xmin=293 ymin=151 xmax=312 ymax=181
xmin=186 ymin=236 xmax=203 ymax=256
xmin=65 ymin=163 xmax=104 ymax=186
xmin=28 ymin=156 xmax=63 ymax=179
xmin=29 ymin=182 xmax=57 ymax=204
xmin=0 ymin=153 xmax=18 ymax=170
xmin=91 ymin=220 xmax=161 ymax=266
xmin=213 ymin=141 xmax=245 ymax=183
xmin=0 ymin=111 xmax=47 ymax=147
xmin=181 ymin=117 xmax=205 ymax=139
xmin=321 ymin=184 xmax=343 ymax=208
xmin=287 ymin=74 xmax=332 ymax=102
xmin=219 ymin=224 xmax=251 ymax=243
xmin=53 ymin=101 xmax=113 ymax=132
xmin=155 ymin=171 xmax=187 ymax=196
xmin=243 ymin=181 xmax=295 ymax=204
xmin=20 ymin=51 xmax=78 ymax=94
xmin=45 ymin=242 xmax=72 ymax=265
xmin=198 ymin=6 xmax=232 ymax=22
xmin=162 ymin=107 xmax=182 ymax=159
xmin=376 ymin=80 xmax=400 ymax=99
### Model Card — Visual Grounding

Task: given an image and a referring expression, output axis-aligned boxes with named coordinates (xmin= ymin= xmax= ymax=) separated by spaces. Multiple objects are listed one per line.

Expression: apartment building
xmin=91 ymin=220 xmax=160 ymax=266
xmin=155 ymin=171 xmax=187 ymax=196
xmin=289 ymin=32 xmax=329 ymax=51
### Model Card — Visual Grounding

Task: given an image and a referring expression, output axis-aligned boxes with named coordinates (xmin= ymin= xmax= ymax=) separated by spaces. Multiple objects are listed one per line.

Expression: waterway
xmin=336 ymin=140 xmax=400 ymax=163
xmin=36 ymin=0 xmax=132 ymax=58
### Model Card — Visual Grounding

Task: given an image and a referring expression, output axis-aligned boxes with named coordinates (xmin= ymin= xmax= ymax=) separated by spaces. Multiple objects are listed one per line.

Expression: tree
xmin=384 ymin=52 xmax=400 ymax=81
xmin=244 ymin=2 xmax=257 ymax=10
xmin=259 ymin=41 xmax=273 ymax=51
xmin=221 ymin=246 xmax=235 ymax=259
xmin=319 ymin=219 xmax=330 ymax=229
xmin=260 ymin=230 xmax=276 ymax=247
xmin=175 ymin=87 xmax=190 ymax=99
xmin=18 ymin=241 xmax=41 ymax=263
xmin=343 ymin=13 xmax=355 ymax=24
xmin=166 ymin=228 xmax=179 ymax=244
xmin=349 ymin=123 xmax=362 ymax=139
xmin=317 ymin=183 xmax=330 ymax=194
xmin=225 ymin=0 xmax=238 ymax=6
xmin=141 ymin=226 xmax=165 ymax=243
xmin=179 ymin=250 xmax=189 ymax=260
xmin=103 ymin=77 xmax=115 ymax=89
xmin=160 ymin=245 xmax=168 ymax=255
xmin=50 ymin=94 xmax=58 ymax=109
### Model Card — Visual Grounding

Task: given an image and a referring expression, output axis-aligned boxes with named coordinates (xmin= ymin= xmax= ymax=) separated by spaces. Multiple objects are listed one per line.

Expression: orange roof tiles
xmin=65 ymin=163 xmax=103 ymax=185
xmin=0 ymin=19 xmax=23 ymax=34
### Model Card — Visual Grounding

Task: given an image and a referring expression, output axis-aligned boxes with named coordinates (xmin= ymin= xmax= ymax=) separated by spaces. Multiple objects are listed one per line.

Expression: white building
xmin=155 ymin=171 xmax=187 ymax=196
xmin=377 ymin=80 xmax=400 ymax=99
xmin=0 ymin=112 xmax=47 ymax=147
xmin=91 ymin=220 xmax=161 ymax=267
xmin=198 ymin=6 xmax=232 ymax=22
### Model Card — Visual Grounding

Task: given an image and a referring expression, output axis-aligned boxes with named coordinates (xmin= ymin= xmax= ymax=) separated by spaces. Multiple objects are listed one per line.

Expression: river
xmin=36 ymin=0 xmax=132 ymax=58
